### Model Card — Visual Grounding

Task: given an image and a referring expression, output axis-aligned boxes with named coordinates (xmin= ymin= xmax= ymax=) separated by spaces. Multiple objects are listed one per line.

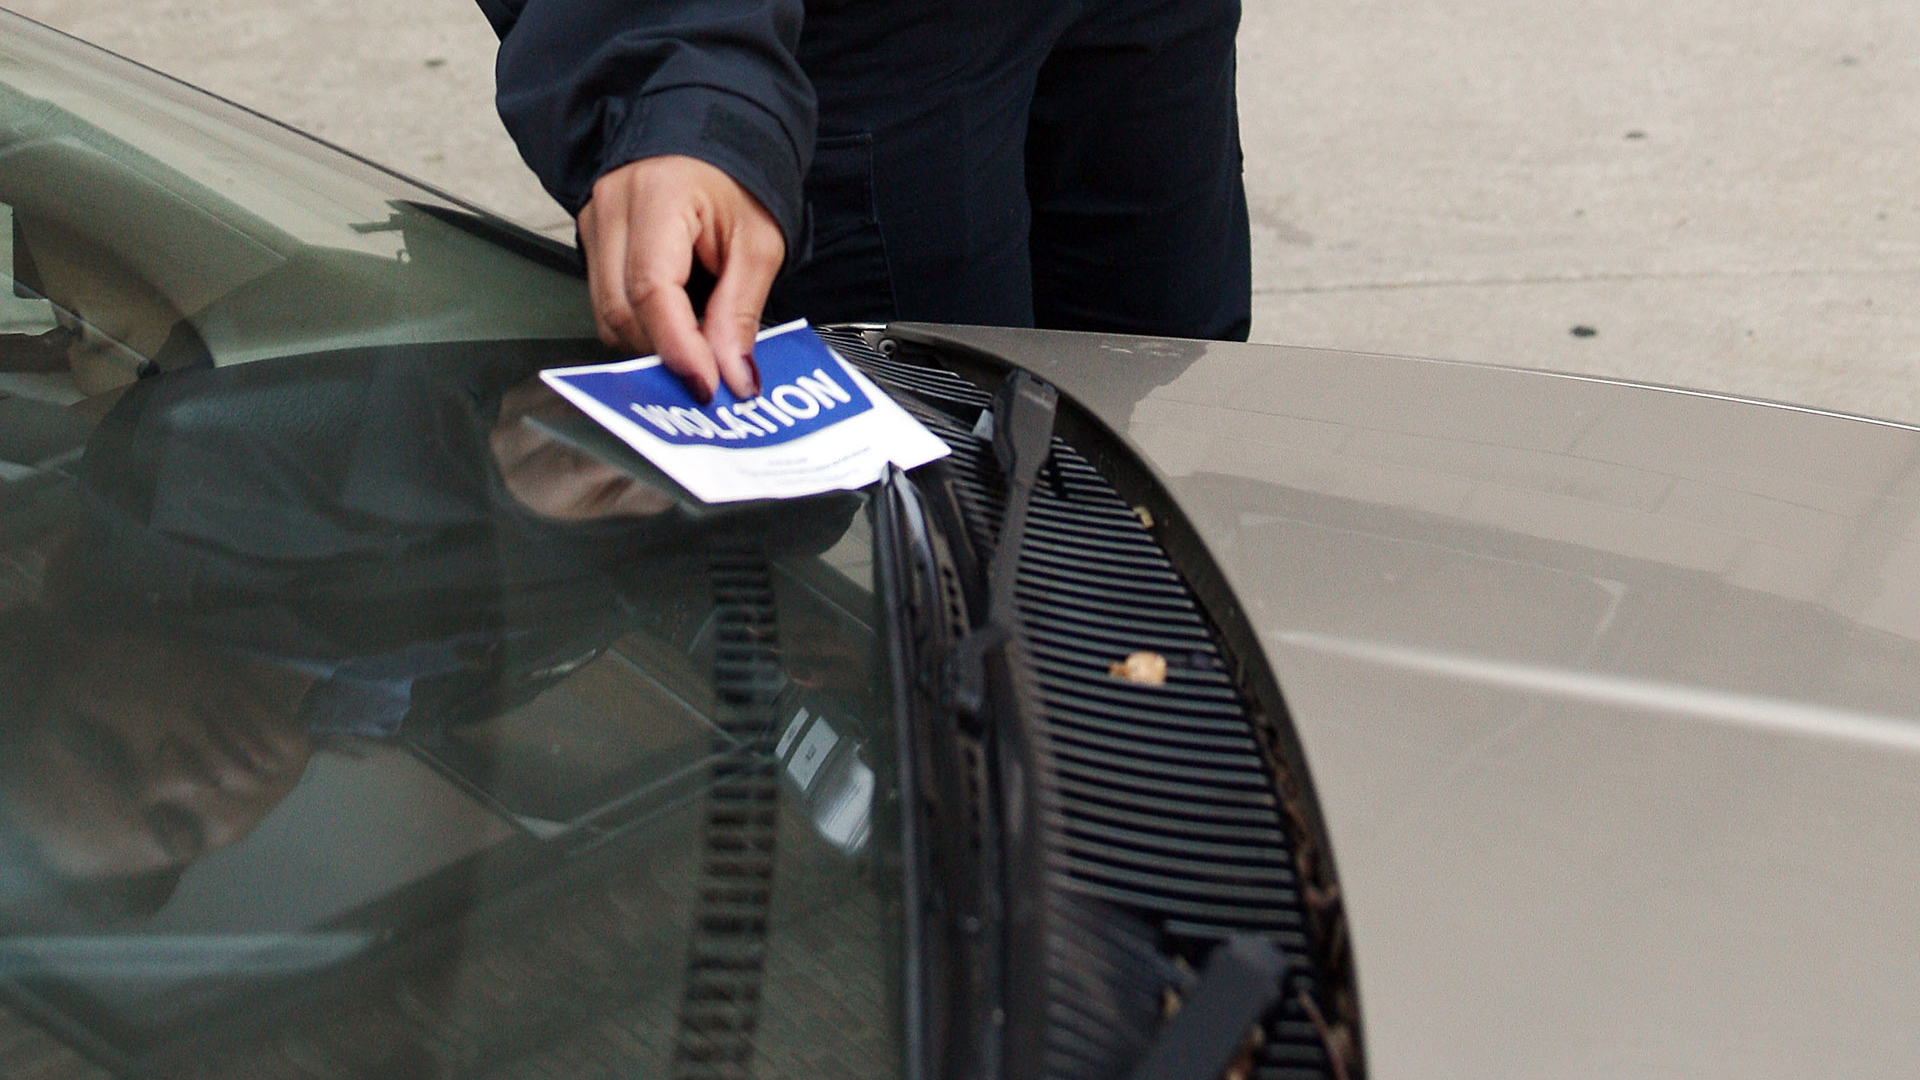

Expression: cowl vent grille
xmin=822 ymin=330 xmax=1349 ymax=1080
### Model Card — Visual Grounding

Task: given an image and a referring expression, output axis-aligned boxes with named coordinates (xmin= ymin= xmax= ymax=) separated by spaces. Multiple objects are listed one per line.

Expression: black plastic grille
xmin=822 ymin=329 xmax=1342 ymax=1080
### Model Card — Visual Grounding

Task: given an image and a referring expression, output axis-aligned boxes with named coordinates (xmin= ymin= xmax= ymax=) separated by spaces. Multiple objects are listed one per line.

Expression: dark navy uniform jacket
xmin=474 ymin=0 xmax=816 ymax=262
xmin=475 ymin=0 xmax=1253 ymax=341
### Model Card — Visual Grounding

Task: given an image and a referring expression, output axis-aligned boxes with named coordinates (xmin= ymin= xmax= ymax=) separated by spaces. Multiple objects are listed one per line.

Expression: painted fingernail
xmin=694 ymin=379 xmax=714 ymax=406
xmin=745 ymin=353 xmax=761 ymax=397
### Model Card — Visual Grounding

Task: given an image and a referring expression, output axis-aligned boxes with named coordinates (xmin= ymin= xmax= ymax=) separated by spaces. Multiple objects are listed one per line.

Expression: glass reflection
xmin=0 ymin=342 xmax=896 ymax=1076
xmin=0 ymin=626 xmax=314 ymax=883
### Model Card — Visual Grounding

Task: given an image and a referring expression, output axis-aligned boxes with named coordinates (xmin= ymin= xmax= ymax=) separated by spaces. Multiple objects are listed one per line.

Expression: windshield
xmin=0 ymin=10 xmax=595 ymax=389
xmin=0 ymin=15 xmax=902 ymax=1079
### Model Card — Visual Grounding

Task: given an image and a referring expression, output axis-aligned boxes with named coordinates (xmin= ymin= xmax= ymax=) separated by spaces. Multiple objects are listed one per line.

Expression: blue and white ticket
xmin=539 ymin=320 xmax=950 ymax=503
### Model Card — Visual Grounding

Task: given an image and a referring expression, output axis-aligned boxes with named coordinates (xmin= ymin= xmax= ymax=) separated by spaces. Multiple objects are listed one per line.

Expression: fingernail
xmin=694 ymin=379 xmax=714 ymax=406
xmin=745 ymin=352 xmax=761 ymax=397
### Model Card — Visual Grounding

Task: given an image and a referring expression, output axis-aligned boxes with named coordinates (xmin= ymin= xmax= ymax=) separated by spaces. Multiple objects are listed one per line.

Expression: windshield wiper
xmin=945 ymin=370 xmax=1057 ymax=724
xmin=936 ymin=370 xmax=1060 ymax=1080
xmin=871 ymin=368 xmax=1060 ymax=1080
xmin=1128 ymin=935 xmax=1287 ymax=1080
xmin=876 ymin=363 xmax=1294 ymax=1080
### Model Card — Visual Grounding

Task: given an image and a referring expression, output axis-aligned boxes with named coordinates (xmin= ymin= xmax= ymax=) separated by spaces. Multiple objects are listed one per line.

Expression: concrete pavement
xmin=1239 ymin=0 xmax=1920 ymax=422
xmin=9 ymin=0 xmax=1917 ymax=420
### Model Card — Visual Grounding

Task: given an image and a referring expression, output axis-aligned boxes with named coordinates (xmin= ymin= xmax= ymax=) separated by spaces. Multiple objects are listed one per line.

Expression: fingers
xmin=582 ymin=162 xmax=716 ymax=402
xmin=577 ymin=156 xmax=786 ymax=405
xmin=626 ymin=195 xmax=719 ymax=404
xmin=578 ymin=188 xmax=639 ymax=354
xmin=701 ymin=213 xmax=784 ymax=399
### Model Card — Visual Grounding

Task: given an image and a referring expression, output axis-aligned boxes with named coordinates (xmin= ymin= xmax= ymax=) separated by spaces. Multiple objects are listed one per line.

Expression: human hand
xmin=577 ymin=155 xmax=785 ymax=403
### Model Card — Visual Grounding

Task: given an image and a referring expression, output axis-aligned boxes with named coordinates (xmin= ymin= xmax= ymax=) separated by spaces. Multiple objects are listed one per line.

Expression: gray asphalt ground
xmin=10 ymin=0 xmax=1918 ymax=422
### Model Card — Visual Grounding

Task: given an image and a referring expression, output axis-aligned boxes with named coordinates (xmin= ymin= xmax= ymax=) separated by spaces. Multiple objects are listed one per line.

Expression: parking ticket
xmin=539 ymin=320 xmax=950 ymax=504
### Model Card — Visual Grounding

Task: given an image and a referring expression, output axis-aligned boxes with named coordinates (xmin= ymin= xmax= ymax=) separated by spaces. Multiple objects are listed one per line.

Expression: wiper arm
xmin=946 ymin=370 xmax=1057 ymax=722
xmin=901 ymin=369 xmax=1058 ymax=1080
xmin=1128 ymin=935 xmax=1288 ymax=1080
xmin=978 ymin=370 xmax=1058 ymax=622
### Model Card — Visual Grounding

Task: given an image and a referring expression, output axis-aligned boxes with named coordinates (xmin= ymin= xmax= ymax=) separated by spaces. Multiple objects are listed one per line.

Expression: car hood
xmin=890 ymin=324 xmax=1920 ymax=1078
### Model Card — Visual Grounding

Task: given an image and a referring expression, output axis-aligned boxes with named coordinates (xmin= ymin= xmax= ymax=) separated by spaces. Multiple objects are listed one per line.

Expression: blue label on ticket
xmin=545 ymin=324 xmax=873 ymax=448
xmin=540 ymin=319 xmax=950 ymax=503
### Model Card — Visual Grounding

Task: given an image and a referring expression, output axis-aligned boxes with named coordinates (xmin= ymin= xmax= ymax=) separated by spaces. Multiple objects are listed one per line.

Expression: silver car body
xmin=904 ymin=323 xmax=1920 ymax=1078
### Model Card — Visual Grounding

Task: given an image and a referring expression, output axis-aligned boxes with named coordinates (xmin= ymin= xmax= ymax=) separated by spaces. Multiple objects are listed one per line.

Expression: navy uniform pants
xmin=765 ymin=0 xmax=1250 ymax=342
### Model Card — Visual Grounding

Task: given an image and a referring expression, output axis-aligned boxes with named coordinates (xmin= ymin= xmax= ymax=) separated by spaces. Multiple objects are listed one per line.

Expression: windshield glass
xmin=0 ymin=10 xmax=595 ymax=392
xmin=0 ymin=16 xmax=902 ymax=1079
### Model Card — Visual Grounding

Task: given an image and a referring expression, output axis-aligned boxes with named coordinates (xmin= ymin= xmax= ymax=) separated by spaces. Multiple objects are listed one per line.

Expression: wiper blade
xmin=946 ymin=370 xmax=1057 ymax=722
xmin=891 ymin=369 xmax=1059 ymax=1080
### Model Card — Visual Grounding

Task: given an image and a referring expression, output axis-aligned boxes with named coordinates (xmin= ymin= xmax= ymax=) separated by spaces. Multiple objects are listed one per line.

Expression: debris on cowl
xmin=1108 ymin=650 xmax=1168 ymax=686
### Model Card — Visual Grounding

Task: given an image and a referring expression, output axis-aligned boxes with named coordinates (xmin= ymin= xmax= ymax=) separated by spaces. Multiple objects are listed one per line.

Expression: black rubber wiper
xmin=945 ymin=370 xmax=1057 ymax=723
xmin=929 ymin=370 xmax=1063 ymax=1080
xmin=875 ymin=369 xmax=1058 ymax=1080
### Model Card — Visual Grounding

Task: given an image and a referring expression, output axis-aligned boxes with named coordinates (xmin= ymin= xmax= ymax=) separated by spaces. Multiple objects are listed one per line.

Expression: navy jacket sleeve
xmin=477 ymin=0 xmax=816 ymax=261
